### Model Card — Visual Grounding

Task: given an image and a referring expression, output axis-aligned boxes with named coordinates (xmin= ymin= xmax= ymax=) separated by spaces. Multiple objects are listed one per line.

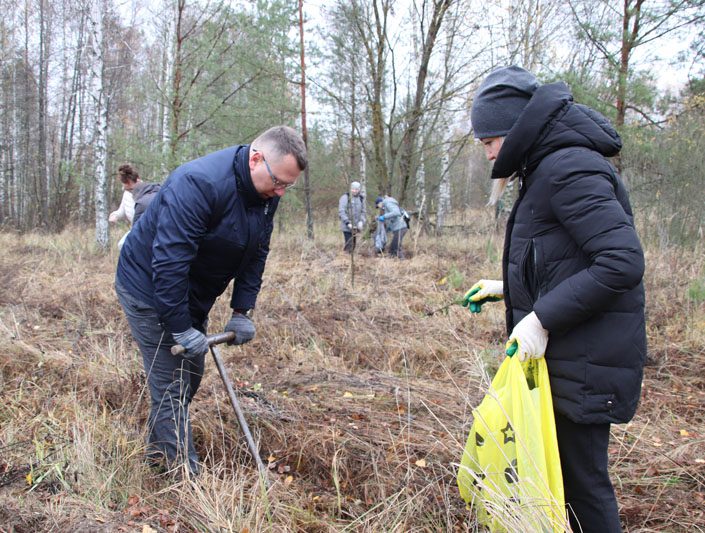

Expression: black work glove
xmin=224 ymin=312 xmax=256 ymax=345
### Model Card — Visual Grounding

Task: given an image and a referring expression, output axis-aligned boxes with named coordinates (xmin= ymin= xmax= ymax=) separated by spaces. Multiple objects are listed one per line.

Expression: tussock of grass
xmin=0 ymin=215 xmax=703 ymax=531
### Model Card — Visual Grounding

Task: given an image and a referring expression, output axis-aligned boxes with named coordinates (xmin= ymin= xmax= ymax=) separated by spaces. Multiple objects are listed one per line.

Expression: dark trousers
xmin=555 ymin=412 xmax=621 ymax=533
xmin=389 ymin=228 xmax=407 ymax=258
xmin=342 ymin=230 xmax=357 ymax=253
xmin=116 ymin=280 xmax=204 ymax=474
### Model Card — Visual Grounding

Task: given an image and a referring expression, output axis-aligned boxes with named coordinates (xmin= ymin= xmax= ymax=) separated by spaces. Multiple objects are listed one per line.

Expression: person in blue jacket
xmin=375 ymin=195 xmax=407 ymax=258
xmin=462 ymin=67 xmax=646 ymax=532
xmin=115 ymin=126 xmax=307 ymax=474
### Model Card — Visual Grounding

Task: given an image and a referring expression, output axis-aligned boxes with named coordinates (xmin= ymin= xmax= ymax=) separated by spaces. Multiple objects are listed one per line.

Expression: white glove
xmin=108 ymin=211 xmax=119 ymax=223
xmin=467 ymin=280 xmax=503 ymax=301
xmin=461 ymin=279 xmax=503 ymax=313
xmin=356 ymin=221 xmax=364 ymax=231
xmin=506 ymin=311 xmax=548 ymax=361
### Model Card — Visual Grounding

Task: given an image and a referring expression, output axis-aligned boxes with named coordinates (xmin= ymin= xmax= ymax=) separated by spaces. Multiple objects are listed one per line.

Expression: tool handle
xmin=171 ymin=331 xmax=236 ymax=356
xmin=209 ymin=344 xmax=269 ymax=486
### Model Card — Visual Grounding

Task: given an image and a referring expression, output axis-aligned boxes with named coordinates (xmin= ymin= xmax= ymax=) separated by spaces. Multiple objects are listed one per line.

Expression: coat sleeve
xmin=230 ymin=213 xmax=274 ymax=311
xmin=382 ymin=200 xmax=401 ymax=223
xmin=533 ymin=155 xmax=644 ymax=334
xmin=109 ymin=191 xmax=130 ymax=222
xmin=338 ymin=194 xmax=349 ymax=225
xmin=151 ymin=173 xmax=215 ymax=333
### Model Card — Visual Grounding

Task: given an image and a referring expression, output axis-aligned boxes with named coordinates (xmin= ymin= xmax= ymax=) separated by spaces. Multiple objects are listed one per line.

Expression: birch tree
xmin=87 ymin=0 xmax=108 ymax=249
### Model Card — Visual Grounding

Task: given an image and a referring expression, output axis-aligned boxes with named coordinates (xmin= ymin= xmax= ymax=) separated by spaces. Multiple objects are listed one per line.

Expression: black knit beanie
xmin=471 ymin=66 xmax=539 ymax=139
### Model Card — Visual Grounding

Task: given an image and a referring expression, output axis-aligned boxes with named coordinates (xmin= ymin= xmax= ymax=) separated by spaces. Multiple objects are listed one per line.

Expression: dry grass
xmin=0 ymin=215 xmax=703 ymax=531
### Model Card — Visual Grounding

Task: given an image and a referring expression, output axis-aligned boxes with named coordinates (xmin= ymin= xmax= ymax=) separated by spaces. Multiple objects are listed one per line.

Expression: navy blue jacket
xmin=116 ymin=145 xmax=278 ymax=333
xmin=496 ymin=82 xmax=646 ymax=424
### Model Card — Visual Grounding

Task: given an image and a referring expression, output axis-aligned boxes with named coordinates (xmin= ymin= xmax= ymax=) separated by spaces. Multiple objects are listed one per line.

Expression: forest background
xmin=2 ymin=0 xmax=705 ymax=245
xmin=2 ymin=0 xmax=705 ymax=531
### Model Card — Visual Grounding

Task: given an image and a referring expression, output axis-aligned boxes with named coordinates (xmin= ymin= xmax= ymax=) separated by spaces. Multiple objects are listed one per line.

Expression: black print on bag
xmin=475 ymin=432 xmax=484 ymax=446
xmin=473 ymin=471 xmax=486 ymax=489
xmin=501 ymin=422 xmax=515 ymax=444
xmin=504 ymin=458 xmax=519 ymax=484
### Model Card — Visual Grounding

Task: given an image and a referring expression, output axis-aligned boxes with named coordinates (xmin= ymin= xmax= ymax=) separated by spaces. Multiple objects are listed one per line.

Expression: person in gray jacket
xmin=131 ymin=181 xmax=161 ymax=225
xmin=375 ymin=195 xmax=407 ymax=258
xmin=338 ymin=181 xmax=366 ymax=253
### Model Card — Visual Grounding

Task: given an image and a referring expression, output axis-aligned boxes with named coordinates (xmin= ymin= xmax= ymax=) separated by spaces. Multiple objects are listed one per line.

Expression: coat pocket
xmin=583 ymin=393 xmax=616 ymax=415
xmin=520 ymin=239 xmax=541 ymax=301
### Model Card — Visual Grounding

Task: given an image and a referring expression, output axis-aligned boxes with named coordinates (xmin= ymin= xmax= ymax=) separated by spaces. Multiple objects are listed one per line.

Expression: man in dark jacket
xmin=115 ymin=126 xmax=307 ymax=474
xmin=462 ymin=66 xmax=646 ymax=532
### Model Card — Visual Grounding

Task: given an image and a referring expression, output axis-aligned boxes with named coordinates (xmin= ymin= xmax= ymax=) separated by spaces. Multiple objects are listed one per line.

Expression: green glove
xmin=460 ymin=279 xmax=504 ymax=313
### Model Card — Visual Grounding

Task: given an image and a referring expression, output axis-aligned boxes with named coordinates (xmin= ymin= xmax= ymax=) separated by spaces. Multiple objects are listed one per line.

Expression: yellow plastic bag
xmin=457 ymin=356 xmax=566 ymax=532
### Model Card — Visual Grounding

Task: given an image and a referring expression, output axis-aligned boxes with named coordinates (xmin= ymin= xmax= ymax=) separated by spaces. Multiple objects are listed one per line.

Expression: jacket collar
xmin=233 ymin=144 xmax=266 ymax=207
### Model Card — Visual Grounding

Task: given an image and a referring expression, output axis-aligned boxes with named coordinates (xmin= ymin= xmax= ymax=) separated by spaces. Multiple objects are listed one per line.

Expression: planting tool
xmin=172 ymin=332 xmax=269 ymax=486
xmin=424 ymin=298 xmax=464 ymax=316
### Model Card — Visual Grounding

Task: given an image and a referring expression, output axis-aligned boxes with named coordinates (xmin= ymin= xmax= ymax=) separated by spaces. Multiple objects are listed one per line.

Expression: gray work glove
xmin=173 ymin=327 xmax=209 ymax=359
xmin=224 ymin=312 xmax=256 ymax=345
xmin=356 ymin=221 xmax=364 ymax=232
xmin=346 ymin=222 xmax=352 ymax=231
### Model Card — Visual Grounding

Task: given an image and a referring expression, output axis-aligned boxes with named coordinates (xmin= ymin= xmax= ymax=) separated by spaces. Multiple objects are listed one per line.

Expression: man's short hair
xmin=253 ymin=126 xmax=308 ymax=171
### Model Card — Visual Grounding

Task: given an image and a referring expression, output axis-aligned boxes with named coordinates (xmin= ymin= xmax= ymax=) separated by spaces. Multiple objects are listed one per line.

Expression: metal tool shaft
xmin=171 ymin=331 xmax=269 ymax=485
xmin=210 ymin=344 xmax=269 ymax=485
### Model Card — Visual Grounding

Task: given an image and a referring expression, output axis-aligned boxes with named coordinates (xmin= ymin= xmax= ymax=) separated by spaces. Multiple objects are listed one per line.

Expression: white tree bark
xmin=437 ymin=129 xmax=453 ymax=229
xmin=360 ymin=144 xmax=367 ymax=198
xmin=414 ymin=135 xmax=426 ymax=215
xmin=414 ymin=153 xmax=426 ymax=212
xmin=159 ymin=1 xmax=175 ymax=172
xmin=88 ymin=0 xmax=108 ymax=249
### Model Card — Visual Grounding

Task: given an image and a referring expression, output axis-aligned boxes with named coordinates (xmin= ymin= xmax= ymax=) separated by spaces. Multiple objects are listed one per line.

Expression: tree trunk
xmin=299 ymin=0 xmax=313 ymax=239
xmin=437 ymin=135 xmax=451 ymax=231
xmin=88 ymin=0 xmax=108 ymax=249
xmin=398 ymin=0 xmax=453 ymax=205
xmin=37 ymin=0 xmax=49 ymax=227
xmin=352 ymin=0 xmax=391 ymax=194
xmin=414 ymin=141 xmax=426 ymax=227
xmin=168 ymin=0 xmax=185 ymax=167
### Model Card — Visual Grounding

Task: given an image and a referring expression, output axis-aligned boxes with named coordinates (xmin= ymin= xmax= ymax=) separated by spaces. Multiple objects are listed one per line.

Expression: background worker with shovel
xmin=115 ymin=126 xmax=307 ymax=475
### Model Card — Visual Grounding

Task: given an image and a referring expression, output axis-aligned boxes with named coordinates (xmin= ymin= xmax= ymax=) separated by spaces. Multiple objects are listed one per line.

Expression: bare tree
xmin=569 ymin=0 xmax=705 ymax=128
xmin=299 ymin=0 xmax=313 ymax=240
xmin=397 ymin=0 xmax=454 ymax=205
xmin=351 ymin=0 xmax=393 ymax=193
xmin=36 ymin=0 xmax=49 ymax=226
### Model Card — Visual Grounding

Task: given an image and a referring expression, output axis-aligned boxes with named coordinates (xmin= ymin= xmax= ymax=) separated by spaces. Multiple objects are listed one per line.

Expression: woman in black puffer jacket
xmin=464 ymin=66 xmax=646 ymax=533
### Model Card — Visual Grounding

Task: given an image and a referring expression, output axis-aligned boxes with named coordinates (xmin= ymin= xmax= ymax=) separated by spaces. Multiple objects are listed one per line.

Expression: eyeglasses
xmin=253 ymin=149 xmax=297 ymax=190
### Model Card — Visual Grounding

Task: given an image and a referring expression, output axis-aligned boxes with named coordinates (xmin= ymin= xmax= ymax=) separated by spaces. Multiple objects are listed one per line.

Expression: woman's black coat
xmin=496 ymin=82 xmax=647 ymax=425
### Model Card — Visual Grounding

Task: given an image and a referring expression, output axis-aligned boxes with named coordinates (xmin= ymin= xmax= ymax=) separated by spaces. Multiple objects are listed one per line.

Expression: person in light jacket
xmin=338 ymin=181 xmax=366 ymax=253
xmin=375 ymin=195 xmax=407 ymax=258
xmin=461 ymin=66 xmax=646 ymax=533
xmin=109 ymin=164 xmax=141 ymax=249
